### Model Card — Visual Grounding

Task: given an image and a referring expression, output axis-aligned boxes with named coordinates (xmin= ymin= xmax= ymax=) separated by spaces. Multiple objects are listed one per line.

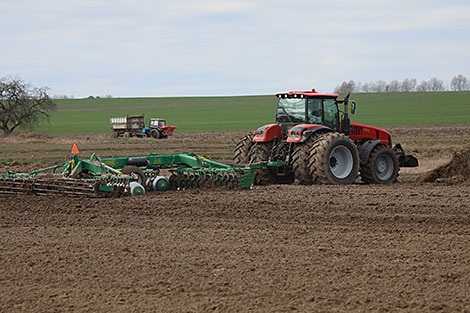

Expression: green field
xmin=38 ymin=91 xmax=470 ymax=134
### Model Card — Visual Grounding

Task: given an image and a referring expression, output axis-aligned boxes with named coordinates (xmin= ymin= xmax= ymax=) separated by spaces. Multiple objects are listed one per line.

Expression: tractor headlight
xmin=289 ymin=127 xmax=307 ymax=138
xmin=253 ymin=126 xmax=269 ymax=137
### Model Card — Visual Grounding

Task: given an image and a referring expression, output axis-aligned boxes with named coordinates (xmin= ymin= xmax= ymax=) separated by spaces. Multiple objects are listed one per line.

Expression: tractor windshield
xmin=150 ymin=120 xmax=166 ymax=127
xmin=275 ymin=98 xmax=306 ymax=123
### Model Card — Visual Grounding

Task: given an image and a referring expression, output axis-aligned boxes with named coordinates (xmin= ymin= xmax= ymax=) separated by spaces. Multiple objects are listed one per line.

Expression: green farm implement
xmin=0 ymin=146 xmax=282 ymax=197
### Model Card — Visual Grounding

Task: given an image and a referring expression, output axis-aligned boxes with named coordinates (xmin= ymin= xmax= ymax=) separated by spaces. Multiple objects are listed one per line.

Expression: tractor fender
xmin=253 ymin=124 xmax=282 ymax=143
xmin=286 ymin=125 xmax=332 ymax=143
xmin=299 ymin=126 xmax=332 ymax=143
xmin=359 ymin=139 xmax=382 ymax=164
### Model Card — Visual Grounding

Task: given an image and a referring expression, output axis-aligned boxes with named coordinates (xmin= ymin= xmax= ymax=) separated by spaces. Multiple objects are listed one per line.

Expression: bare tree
xmin=388 ymin=80 xmax=401 ymax=92
xmin=428 ymin=77 xmax=445 ymax=91
xmin=334 ymin=80 xmax=356 ymax=94
xmin=373 ymin=80 xmax=387 ymax=93
xmin=451 ymin=75 xmax=468 ymax=91
xmin=0 ymin=77 xmax=56 ymax=136
xmin=361 ymin=82 xmax=371 ymax=93
xmin=417 ymin=80 xmax=429 ymax=92
xmin=401 ymin=78 xmax=417 ymax=92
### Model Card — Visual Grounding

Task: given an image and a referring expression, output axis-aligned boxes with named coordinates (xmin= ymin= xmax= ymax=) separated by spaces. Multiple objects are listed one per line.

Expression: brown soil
xmin=1 ymin=126 xmax=470 ymax=312
xmin=418 ymin=146 xmax=470 ymax=185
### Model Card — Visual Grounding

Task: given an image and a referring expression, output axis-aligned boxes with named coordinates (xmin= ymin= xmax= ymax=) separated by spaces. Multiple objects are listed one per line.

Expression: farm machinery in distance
xmin=234 ymin=89 xmax=418 ymax=185
xmin=110 ymin=115 xmax=178 ymax=139
xmin=0 ymin=144 xmax=282 ymax=197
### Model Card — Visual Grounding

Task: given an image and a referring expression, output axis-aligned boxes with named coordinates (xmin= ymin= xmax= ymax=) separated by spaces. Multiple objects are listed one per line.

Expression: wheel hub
xmin=329 ymin=145 xmax=353 ymax=179
xmin=375 ymin=155 xmax=394 ymax=180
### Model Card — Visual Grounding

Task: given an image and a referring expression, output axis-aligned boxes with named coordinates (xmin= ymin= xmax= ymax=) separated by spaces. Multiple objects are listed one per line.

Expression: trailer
xmin=110 ymin=115 xmax=145 ymax=138
xmin=110 ymin=115 xmax=178 ymax=138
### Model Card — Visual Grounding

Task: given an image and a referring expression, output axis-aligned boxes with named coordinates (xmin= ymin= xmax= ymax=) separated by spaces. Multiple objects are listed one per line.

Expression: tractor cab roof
xmin=276 ymin=88 xmax=338 ymax=98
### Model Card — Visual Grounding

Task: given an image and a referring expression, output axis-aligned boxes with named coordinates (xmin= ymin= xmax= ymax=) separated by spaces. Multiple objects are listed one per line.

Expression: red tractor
xmin=234 ymin=89 xmax=418 ymax=185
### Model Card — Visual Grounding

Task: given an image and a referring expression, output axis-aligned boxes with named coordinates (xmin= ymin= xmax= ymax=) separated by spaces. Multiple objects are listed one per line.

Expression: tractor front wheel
xmin=308 ymin=133 xmax=359 ymax=184
xmin=360 ymin=145 xmax=399 ymax=184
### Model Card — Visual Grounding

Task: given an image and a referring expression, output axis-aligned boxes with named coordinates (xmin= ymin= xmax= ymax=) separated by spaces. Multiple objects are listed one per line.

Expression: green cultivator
xmin=0 ymin=146 xmax=282 ymax=197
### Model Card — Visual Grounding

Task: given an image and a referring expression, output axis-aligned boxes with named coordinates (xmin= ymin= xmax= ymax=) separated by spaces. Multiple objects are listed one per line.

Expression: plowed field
xmin=1 ymin=126 xmax=470 ymax=312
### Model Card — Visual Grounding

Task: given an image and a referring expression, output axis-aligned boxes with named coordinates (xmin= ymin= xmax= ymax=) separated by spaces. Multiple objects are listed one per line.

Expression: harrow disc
xmin=168 ymin=168 xmax=253 ymax=190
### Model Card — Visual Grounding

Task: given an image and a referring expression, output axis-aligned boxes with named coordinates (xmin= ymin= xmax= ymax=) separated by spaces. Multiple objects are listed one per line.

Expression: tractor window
xmin=275 ymin=98 xmax=306 ymax=123
xmin=323 ymin=98 xmax=339 ymax=130
xmin=307 ymin=98 xmax=323 ymax=124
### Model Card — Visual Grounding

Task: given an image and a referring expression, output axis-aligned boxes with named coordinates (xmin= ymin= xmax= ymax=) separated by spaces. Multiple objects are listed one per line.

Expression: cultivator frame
xmin=98 ymin=152 xmax=282 ymax=190
xmin=0 ymin=149 xmax=282 ymax=197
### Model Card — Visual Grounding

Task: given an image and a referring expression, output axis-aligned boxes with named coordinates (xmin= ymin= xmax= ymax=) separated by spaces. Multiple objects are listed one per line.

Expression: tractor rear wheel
xmin=308 ymin=133 xmax=359 ymax=184
xmin=151 ymin=129 xmax=161 ymax=139
xmin=122 ymin=165 xmax=146 ymax=185
xmin=248 ymin=142 xmax=276 ymax=185
xmin=360 ymin=145 xmax=399 ymax=184
xmin=233 ymin=133 xmax=254 ymax=164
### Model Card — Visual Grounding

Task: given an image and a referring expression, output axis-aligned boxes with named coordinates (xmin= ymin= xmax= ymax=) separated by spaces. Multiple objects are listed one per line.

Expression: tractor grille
xmin=351 ymin=125 xmax=363 ymax=136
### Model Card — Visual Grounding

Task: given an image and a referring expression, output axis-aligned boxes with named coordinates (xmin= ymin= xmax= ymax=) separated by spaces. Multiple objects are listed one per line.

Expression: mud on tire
xmin=360 ymin=145 xmax=399 ymax=184
xmin=248 ymin=142 xmax=276 ymax=185
xmin=308 ymin=133 xmax=359 ymax=184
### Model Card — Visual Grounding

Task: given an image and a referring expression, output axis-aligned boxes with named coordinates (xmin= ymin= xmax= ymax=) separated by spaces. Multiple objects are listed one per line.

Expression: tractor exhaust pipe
xmin=339 ymin=93 xmax=352 ymax=136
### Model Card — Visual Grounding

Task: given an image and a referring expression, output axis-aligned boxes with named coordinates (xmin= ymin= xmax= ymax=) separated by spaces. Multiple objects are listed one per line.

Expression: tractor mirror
xmin=351 ymin=101 xmax=356 ymax=115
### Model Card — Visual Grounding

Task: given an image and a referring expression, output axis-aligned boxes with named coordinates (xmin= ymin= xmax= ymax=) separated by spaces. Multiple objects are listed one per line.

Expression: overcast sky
xmin=1 ymin=0 xmax=469 ymax=97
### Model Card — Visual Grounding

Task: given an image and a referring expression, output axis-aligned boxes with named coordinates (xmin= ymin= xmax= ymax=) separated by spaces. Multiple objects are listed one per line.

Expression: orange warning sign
xmin=71 ymin=143 xmax=80 ymax=155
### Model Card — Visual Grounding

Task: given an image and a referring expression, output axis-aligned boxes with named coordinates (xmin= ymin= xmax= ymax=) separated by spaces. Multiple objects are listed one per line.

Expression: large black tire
xmin=360 ymin=145 xmax=399 ymax=184
xmin=233 ymin=133 xmax=254 ymax=164
xmin=151 ymin=129 xmax=161 ymax=139
xmin=122 ymin=165 xmax=146 ymax=185
xmin=291 ymin=136 xmax=319 ymax=184
xmin=308 ymin=133 xmax=359 ymax=184
xmin=248 ymin=142 xmax=276 ymax=185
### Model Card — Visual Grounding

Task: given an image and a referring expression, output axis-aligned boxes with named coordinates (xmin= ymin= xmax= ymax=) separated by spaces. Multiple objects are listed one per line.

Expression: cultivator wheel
xmin=308 ymin=133 xmax=359 ymax=184
xmin=122 ymin=166 xmax=146 ymax=184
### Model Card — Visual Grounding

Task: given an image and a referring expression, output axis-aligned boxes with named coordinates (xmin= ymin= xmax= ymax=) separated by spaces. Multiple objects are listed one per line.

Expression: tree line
xmin=334 ymin=74 xmax=469 ymax=94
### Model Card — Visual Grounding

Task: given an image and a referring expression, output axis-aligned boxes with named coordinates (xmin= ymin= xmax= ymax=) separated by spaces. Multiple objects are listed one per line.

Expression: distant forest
xmin=335 ymin=74 xmax=469 ymax=93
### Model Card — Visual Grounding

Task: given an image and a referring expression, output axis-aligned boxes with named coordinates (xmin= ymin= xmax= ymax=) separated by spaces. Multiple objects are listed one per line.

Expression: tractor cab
xmin=149 ymin=118 xmax=167 ymax=128
xmin=275 ymin=90 xmax=341 ymax=132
